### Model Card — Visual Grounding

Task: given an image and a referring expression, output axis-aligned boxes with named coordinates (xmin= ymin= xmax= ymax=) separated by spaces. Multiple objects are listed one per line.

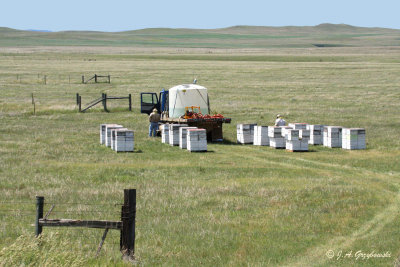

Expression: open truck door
xmin=140 ymin=93 xmax=160 ymax=115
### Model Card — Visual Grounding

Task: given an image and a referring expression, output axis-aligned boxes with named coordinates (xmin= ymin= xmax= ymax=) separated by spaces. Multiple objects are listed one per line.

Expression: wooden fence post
xmin=102 ymin=93 xmax=108 ymax=112
xmin=128 ymin=94 xmax=132 ymax=111
xmin=108 ymin=75 xmax=111 ymax=83
xmin=95 ymin=74 xmax=98 ymax=83
xmin=36 ymin=196 xmax=44 ymax=237
xmin=120 ymin=189 xmax=136 ymax=260
xmin=76 ymin=93 xmax=80 ymax=105
xmin=78 ymin=95 xmax=82 ymax=112
xmin=102 ymin=93 xmax=105 ymax=110
xmin=82 ymin=75 xmax=85 ymax=84
xmin=32 ymin=93 xmax=36 ymax=115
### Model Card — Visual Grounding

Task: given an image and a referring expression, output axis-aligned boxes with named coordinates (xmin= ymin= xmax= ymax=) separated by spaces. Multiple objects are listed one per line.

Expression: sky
xmin=1 ymin=0 xmax=400 ymax=32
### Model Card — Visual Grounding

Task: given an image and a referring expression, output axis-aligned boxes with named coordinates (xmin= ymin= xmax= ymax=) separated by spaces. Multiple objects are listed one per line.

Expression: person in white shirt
xmin=275 ymin=114 xmax=286 ymax=126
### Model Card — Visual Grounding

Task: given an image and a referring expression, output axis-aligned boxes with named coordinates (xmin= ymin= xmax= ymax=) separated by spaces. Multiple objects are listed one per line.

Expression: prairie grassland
xmin=0 ymin=46 xmax=400 ymax=266
xmin=1 ymin=24 xmax=400 ymax=48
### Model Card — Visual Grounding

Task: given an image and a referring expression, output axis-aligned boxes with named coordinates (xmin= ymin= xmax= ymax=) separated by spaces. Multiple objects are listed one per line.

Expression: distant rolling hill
xmin=0 ymin=24 xmax=399 ymax=48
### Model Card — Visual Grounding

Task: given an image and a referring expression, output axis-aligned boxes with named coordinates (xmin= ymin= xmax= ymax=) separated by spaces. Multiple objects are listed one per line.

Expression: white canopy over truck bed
xmin=168 ymin=84 xmax=209 ymax=118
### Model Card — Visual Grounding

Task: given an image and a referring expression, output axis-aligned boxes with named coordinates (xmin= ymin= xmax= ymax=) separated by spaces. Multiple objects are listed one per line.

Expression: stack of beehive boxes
xmin=268 ymin=126 xmax=285 ymax=148
xmin=253 ymin=126 xmax=269 ymax=146
xmin=323 ymin=126 xmax=343 ymax=148
xmin=187 ymin=129 xmax=207 ymax=152
xmin=105 ymin=124 xmax=124 ymax=147
xmin=288 ymin=123 xmax=308 ymax=130
xmin=299 ymin=129 xmax=310 ymax=143
xmin=169 ymin=124 xmax=188 ymax=146
xmin=111 ymin=127 xmax=128 ymax=150
xmin=99 ymin=124 xmax=134 ymax=152
xmin=161 ymin=124 xmax=170 ymax=144
xmin=237 ymin=124 xmax=257 ymax=144
xmin=342 ymin=128 xmax=366 ymax=150
xmin=100 ymin=124 xmax=109 ymax=144
xmin=179 ymin=127 xmax=198 ymax=149
xmin=113 ymin=129 xmax=134 ymax=152
xmin=285 ymin=129 xmax=308 ymax=151
xmin=281 ymin=126 xmax=293 ymax=139
xmin=100 ymin=124 xmax=121 ymax=145
xmin=286 ymin=129 xmax=300 ymax=151
xmin=307 ymin=125 xmax=324 ymax=145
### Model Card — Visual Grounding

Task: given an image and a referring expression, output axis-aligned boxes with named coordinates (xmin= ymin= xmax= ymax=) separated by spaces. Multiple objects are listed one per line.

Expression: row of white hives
xmin=237 ymin=123 xmax=366 ymax=151
xmin=160 ymin=124 xmax=207 ymax=152
xmin=100 ymin=124 xmax=134 ymax=152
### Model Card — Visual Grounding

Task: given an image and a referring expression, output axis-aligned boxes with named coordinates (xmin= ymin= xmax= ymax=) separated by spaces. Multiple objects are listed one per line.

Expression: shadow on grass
xmin=212 ymin=139 xmax=321 ymax=153
xmin=116 ymin=149 xmax=143 ymax=153
xmin=211 ymin=138 xmax=240 ymax=146
xmin=189 ymin=150 xmax=215 ymax=153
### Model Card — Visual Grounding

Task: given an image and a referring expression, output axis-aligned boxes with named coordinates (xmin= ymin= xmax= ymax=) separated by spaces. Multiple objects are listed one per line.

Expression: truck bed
xmin=160 ymin=117 xmax=231 ymax=142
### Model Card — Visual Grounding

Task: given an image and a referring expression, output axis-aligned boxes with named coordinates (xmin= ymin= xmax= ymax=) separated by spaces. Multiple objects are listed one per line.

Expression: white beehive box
xmin=307 ymin=124 xmax=324 ymax=145
xmin=323 ymin=126 xmax=343 ymax=148
xmin=270 ymin=138 xmax=285 ymax=148
xmin=100 ymin=124 xmax=121 ymax=145
xmin=161 ymin=124 xmax=170 ymax=144
xmin=105 ymin=124 xmax=124 ymax=147
xmin=268 ymin=126 xmax=285 ymax=148
xmin=281 ymin=126 xmax=293 ymax=139
xmin=237 ymin=124 xmax=257 ymax=144
xmin=179 ymin=127 xmax=197 ymax=149
xmin=169 ymin=124 xmax=188 ymax=146
xmin=268 ymin=126 xmax=282 ymax=138
xmin=285 ymin=129 xmax=308 ymax=151
xmin=286 ymin=129 xmax=299 ymax=141
xmin=114 ymin=129 xmax=134 ymax=152
xmin=253 ymin=126 xmax=269 ymax=146
xmin=299 ymin=129 xmax=310 ymax=142
xmin=288 ymin=123 xmax=308 ymax=130
xmin=342 ymin=128 xmax=366 ymax=150
xmin=286 ymin=139 xmax=308 ymax=151
xmin=187 ymin=129 xmax=207 ymax=152
xmin=111 ymin=128 xmax=128 ymax=150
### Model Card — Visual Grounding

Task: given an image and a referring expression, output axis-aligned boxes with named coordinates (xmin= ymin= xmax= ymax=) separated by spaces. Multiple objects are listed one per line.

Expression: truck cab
xmin=140 ymin=89 xmax=168 ymax=115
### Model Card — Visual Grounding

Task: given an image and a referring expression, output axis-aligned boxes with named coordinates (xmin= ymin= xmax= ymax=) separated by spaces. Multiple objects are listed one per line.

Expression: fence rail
xmin=82 ymin=74 xmax=111 ymax=84
xmin=77 ymin=93 xmax=132 ymax=113
xmin=27 ymin=189 xmax=137 ymax=260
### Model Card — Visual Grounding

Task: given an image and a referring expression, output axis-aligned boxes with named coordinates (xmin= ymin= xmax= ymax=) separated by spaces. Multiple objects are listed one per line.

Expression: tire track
xmin=282 ymin=189 xmax=400 ymax=267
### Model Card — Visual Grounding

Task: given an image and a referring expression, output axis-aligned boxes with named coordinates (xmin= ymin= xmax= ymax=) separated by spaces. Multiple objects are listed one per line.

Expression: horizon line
xmin=1 ymin=23 xmax=400 ymax=33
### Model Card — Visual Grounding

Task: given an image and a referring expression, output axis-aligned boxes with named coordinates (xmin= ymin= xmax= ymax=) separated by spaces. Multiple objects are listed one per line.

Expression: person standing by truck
xmin=149 ymin=108 xmax=161 ymax=137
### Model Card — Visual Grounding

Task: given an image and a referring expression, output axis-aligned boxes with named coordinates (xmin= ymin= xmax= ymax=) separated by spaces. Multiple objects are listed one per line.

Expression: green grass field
xmin=0 ymin=40 xmax=400 ymax=266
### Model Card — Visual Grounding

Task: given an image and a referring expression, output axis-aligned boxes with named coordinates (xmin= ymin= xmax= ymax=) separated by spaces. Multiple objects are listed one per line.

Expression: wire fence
xmin=0 ymin=201 xmax=122 ymax=217
xmin=0 ymin=74 xmax=117 ymax=85
xmin=0 ymin=199 xmax=127 ymax=249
